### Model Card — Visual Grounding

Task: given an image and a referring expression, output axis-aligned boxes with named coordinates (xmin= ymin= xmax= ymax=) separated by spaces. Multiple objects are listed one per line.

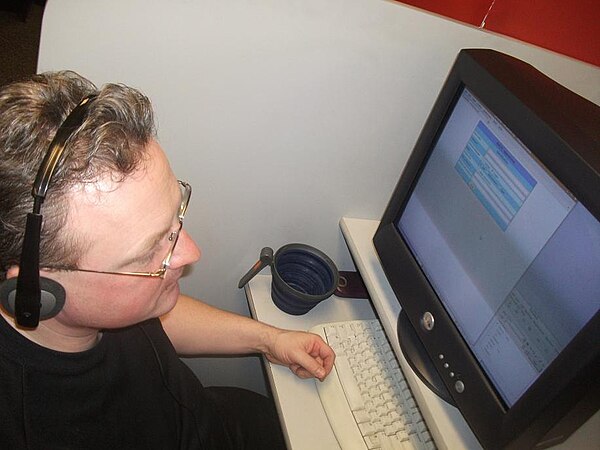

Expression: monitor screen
xmin=397 ymin=87 xmax=600 ymax=408
xmin=373 ymin=49 xmax=600 ymax=449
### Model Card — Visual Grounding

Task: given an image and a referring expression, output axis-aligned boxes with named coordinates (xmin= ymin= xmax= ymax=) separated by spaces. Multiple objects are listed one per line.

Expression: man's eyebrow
xmin=117 ymin=225 xmax=171 ymax=269
xmin=141 ymin=226 xmax=171 ymax=253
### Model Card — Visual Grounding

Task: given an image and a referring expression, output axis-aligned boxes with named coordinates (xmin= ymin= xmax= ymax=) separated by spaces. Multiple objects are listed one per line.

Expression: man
xmin=0 ymin=71 xmax=335 ymax=449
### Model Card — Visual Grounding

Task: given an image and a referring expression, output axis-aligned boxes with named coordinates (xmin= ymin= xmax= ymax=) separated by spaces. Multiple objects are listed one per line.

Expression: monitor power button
xmin=421 ymin=312 xmax=435 ymax=331
xmin=455 ymin=380 xmax=465 ymax=393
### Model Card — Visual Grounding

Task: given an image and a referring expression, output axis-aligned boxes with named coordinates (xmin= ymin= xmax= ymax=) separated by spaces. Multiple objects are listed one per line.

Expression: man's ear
xmin=6 ymin=265 xmax=19 ymax=279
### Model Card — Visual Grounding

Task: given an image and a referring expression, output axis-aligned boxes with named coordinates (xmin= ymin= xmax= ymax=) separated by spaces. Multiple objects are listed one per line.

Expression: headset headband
xmin=14 ymin=94 xmax=97 ymax=327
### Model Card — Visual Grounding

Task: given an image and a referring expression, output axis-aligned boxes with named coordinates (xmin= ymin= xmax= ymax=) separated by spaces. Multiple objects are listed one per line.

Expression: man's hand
xmin=262 ymin=330 xmax=336 ymax=381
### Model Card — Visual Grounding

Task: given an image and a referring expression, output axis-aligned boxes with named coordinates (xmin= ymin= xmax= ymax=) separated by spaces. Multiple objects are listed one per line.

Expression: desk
xmin=244 ymin=218 xmax=599 ymax=449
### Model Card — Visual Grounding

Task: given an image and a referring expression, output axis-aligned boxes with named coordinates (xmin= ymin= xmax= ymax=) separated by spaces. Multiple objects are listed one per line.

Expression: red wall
xmin=397 ymin=0 xmax=600 ymax=67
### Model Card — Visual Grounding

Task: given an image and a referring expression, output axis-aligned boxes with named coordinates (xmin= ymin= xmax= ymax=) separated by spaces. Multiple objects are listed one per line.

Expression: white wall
xmin=39 ymin=0 xmax=600 ymax=394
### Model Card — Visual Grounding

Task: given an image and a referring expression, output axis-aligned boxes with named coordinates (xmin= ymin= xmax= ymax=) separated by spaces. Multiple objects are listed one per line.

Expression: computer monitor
xmin=373 ymin=49 xmax=600 ymax=450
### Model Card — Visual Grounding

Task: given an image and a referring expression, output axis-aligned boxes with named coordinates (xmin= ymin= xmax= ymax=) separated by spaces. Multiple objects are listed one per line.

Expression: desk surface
xmin=245 ymin=218 xmax=599 ymax=450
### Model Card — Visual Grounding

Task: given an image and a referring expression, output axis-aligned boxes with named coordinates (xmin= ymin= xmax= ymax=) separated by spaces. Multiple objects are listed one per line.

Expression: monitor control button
xmin=454 ymin=381 xmax=465 ymax=393
xmin=421 ymin=312 xmax=435 ymax=331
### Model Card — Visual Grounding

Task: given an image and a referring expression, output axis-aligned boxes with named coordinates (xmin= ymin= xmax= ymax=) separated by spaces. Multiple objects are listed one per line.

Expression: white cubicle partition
xmin=38 ymin=0 xmax=600 ymax=394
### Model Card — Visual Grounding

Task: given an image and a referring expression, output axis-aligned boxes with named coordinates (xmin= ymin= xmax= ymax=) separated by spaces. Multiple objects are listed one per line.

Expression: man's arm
xmin=160 ymin=294 xmax=335 ymax=380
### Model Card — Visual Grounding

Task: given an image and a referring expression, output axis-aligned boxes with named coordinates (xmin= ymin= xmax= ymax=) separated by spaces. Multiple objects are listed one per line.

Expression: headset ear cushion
xmin=38 ymin=277 xmax=66 ymax=320
xmin=0 ymin=276 xmax=65 ymax=321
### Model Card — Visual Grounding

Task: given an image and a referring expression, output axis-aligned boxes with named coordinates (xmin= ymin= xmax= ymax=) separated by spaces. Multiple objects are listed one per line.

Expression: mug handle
xmin=237 ymin=247 xmax=274 ymax=288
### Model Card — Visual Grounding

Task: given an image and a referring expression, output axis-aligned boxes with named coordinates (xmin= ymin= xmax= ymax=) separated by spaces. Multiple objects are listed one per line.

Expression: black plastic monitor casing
xmin=373 ymin=49 xmax=600 ymax=450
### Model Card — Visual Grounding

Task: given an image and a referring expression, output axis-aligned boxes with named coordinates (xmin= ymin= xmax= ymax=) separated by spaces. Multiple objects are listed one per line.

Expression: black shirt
xmin=0 ymin=316 xmax=233 ymax=449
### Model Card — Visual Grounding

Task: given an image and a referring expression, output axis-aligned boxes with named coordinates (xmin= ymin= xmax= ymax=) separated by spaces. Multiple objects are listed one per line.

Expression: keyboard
xmin=311 ymin=319 xmax=436 ymax=450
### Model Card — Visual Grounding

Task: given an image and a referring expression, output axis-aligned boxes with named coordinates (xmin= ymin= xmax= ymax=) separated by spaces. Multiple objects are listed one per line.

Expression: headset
xmin=0 ymin=95 xmax=97 ymax=328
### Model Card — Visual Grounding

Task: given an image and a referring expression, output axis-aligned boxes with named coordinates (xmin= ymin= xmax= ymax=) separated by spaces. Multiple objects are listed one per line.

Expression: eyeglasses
xmin=46 ymin=180 xmax=191 ymax=279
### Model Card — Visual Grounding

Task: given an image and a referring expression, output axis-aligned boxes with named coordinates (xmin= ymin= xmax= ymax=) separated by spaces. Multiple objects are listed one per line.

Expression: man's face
xmin=44 ymin=140 xmax=201 ymax=330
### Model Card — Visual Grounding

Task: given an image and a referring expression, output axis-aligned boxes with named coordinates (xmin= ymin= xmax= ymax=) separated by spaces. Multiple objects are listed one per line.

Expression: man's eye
xmin=138 ymin=249 xmax=158 ymax=265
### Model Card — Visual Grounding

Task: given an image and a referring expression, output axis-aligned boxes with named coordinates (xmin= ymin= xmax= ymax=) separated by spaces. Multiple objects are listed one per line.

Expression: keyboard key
xmin=364 ymin=432 xmax=381 ymax=449
xmin=354 ymin=409 xmax=371 ymax=424
xmin=358 ymin=421 xmax=377 ymax=436
xmin=396 ymin=429 xmax=410 ymax=442
xmin=381 ymin=433 xmax=413 ymax=450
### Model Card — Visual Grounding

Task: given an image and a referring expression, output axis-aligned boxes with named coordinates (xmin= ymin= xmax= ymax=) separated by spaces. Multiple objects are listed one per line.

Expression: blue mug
xmin=238 ymin=243 xmax=339 ymax=315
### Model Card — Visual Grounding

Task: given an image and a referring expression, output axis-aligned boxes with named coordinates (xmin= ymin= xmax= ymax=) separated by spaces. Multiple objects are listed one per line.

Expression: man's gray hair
xmin=0 ymin=71 xmax=156 ymax=279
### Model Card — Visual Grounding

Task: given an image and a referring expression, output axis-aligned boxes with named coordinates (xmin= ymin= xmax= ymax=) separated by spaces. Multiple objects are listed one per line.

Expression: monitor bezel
xmin=373 ymin=49 xmax=600 ymax=449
